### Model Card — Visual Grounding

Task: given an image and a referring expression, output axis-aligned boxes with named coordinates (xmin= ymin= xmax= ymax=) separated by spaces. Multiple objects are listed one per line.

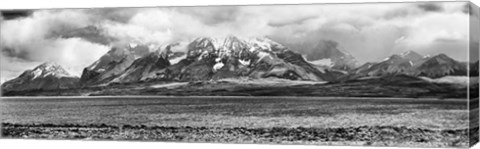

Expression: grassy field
xmin=0 ymin=97 xmax=472 ymax=147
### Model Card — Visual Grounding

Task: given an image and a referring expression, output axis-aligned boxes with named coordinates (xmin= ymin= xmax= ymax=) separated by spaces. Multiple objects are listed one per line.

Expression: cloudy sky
xmin=0 ymin=1 xmax=474 ymax=83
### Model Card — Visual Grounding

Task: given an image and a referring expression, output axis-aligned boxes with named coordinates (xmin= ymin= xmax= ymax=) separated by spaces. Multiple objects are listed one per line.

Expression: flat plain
xmin=0 ymin=97 xmax=472 ymax=147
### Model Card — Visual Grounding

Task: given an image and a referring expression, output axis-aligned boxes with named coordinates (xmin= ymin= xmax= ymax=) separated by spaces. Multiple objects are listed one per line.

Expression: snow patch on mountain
xmin=213 ymin=62 xmax=225 ymax=72
xmin=419 ymin=76 xmax=478 ymax=86
xmin=256 ymin=51 xmax=272 ymax=63
xmin=129 ymin=43 xmax=138 ymax=48
xmin=169 ymin=54 xmax=186 ymax=65
xmin=400 ymin=51 xmax=415 ymax=57
xmin=310 ymin=58 xmax=334 ymax=67
xmin=381 ymin=57 xmax=391 ymax=62
xmin=239 ymin=59 xmax=251 ymax=66
xmin=219 ymin=77 xmax=327 ymax=86
xmin=247 ymin=38 xmax=273 ymax=51
xmin=150 ymin=82 xmax=188 ymax=89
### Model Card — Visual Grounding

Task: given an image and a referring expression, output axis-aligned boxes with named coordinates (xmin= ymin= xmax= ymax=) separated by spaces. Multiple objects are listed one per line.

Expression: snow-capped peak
xmin=400 ymin=51 xmax=414 ymax=56
xmin=381 ymin=56 xmax=392 ymax=62
xmin=379 ymin=51 xmax=422 ymax=63
xmin=30 ymin=62 xmax=73 ymax=79
xmin=400 ymin=50 xmax=422 ymax=59
xmin=188 ymin=36 xmax=282 ymax=61
xmin=37 ymin=61 xmax=60 ymax=69
xmin=247 ymin=38 xmax=272 ymax=51
xmin=192 ymin=37 xmax=223 ymax=50
xmin=85 ymin=46 xmax=136 ymax=72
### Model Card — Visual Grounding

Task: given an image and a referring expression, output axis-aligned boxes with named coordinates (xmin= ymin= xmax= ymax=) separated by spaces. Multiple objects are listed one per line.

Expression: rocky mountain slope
xmin=80 ymin=47 xmax=136 ymax=85
xmin=412 ymin=54 xmax=467 ymax=78
xmin=109 ymin=48 xmax=172 ymax=83
xmin=351 ymin=51 xmax=423 ymax=76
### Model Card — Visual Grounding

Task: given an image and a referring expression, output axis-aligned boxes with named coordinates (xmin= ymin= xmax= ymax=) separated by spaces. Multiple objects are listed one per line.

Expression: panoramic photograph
xmin=0 ymin=1 xmax=479 ymax=148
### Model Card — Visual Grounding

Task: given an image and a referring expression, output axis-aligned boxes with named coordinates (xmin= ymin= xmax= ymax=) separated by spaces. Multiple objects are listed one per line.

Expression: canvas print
xmin=0 ymin=1 xmax=479 ymax=148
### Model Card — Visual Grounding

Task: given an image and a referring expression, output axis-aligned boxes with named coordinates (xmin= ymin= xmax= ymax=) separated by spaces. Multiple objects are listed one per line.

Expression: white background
xmin=1 ymin=0 xmax=479 ymax=149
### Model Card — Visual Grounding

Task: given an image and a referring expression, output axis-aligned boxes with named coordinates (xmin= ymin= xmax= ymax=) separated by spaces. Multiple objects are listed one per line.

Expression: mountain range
xmin=346 ymin=51 xmax=469 ymax=80
xmin=1 ymin=36 xmax=477 ymax=94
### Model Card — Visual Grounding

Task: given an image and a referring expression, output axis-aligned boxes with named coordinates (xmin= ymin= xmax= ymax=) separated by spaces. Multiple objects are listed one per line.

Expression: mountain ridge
xmin=346 ymin=51 xmax=468 ymax=80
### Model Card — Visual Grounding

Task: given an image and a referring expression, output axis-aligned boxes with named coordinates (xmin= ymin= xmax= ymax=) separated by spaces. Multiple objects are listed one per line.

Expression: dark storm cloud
xmin=382 ymin=9 xmax=412 ymax=20
xmin=1 ymin=47 xmax=32 ymax=61
xmin=49 ymin=25 xmax=117 ymax=46
xmin=1 ymin=10 xmax=33 ymax=20
xmin=87 ymin=8 xmax=139 ymax=23
xmin=268 ymin=16 xmax=317 ymax=27
xmin=177 ymin=6 xmax=240 ymax=25
xmin=416 ymin=3 xmax=443 ymax=12
xmin=435 ymin=37 xmax=462 ymax=43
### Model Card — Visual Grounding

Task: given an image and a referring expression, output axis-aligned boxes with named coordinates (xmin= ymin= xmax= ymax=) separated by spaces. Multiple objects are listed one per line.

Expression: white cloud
xmin=397 ymin=12 xmax=468 ymax=45
xmin=50 ymin=38 xmax=110 ymax=76
xmin=0 ymin=55 xmax=40 ymax=84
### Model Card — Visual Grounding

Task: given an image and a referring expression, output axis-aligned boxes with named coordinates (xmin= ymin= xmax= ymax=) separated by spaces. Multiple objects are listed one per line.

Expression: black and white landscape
xmin=0 ymin=1 xmax=479 ymax=148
